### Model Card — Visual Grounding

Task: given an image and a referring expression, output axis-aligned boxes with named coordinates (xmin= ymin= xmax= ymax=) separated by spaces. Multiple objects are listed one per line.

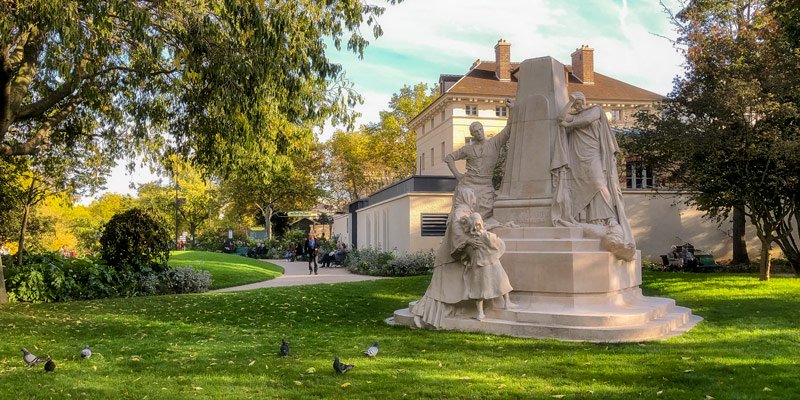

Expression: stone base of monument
xmin=390 ymin=227 xmax=702 ymax=342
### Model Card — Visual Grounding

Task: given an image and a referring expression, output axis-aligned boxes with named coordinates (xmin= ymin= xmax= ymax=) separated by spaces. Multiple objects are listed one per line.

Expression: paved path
xmin=211 ymin=258 xmax=389 ymax=292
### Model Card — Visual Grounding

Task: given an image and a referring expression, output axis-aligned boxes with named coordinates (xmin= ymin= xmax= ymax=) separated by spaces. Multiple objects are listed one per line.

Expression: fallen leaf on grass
xmin=293 ymin=381 xmax=303 ymax=386
xmin=340 ymin=383 xmax=351 ymax=389
xmin=305 ymin=367 xmax=316 ymax=374
xmin=192 ymin=386 xmax=203 ymax=391
xmin=657 ymin=390 xmax=663 ymax=395
xmin=705 ymin=396 xmax=714 ymax=399
xmin=763 ymin=387 xmax=772 ymax=391
xmin=552 ymin=395 xmax=565 ymax=399
xmin=248 ymin=360 xmax=256 ymax=366
xmin=498 ymin=384 xmax=507 ymax=389
xmin=683 ymin=369 xmax=694 ymax=373
xmin=681 ymin=356 xmax=692 ymax=360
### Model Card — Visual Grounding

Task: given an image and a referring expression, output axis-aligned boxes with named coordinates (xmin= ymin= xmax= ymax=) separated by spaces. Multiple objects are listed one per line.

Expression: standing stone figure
xmin=460 ymin=212 xmax=515 ymax=320
xmin=552 ymin=92 xmax=635 ymax=260
xmin=411 ymin=187 xmax=477 ymax=328
xmin=445 ymin=100 xmax=514 ymax=229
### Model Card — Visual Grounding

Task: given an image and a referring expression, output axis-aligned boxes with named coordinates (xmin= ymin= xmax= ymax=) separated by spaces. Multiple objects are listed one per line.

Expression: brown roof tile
xmin=446 ymin=61 xmax=664 ymax=102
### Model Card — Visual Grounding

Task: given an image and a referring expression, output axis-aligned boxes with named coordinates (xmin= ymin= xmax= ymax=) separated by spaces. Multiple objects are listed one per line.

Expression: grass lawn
xmin=0 ymin=272 xmax=798 ymax=399
xmin=169 ymin=250 xmax=283 ymax=289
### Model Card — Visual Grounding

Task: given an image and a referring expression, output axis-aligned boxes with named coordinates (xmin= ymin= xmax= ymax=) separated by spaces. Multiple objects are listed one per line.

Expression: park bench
xmin=233 ymin=246 xmax=249 ymax=256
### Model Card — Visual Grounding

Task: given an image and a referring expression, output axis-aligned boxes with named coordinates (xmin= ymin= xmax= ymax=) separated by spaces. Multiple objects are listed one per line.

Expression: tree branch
xmin=0 ymin=100 xmax=76 ymax=156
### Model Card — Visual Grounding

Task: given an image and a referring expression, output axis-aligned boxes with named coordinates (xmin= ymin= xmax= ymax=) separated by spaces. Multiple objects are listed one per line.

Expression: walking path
xmin=211 ymin=258 xmax=389 ymax=292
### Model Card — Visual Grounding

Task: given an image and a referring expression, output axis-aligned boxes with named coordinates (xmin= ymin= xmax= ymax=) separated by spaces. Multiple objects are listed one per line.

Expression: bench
xmin=233 ymin=246 xmax=249 ymax=256
xmin=694 ymin=254 xmax=724 ymax=272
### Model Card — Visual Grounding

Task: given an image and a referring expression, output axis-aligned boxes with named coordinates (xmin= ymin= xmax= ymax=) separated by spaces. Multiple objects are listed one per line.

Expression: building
xmin=336 ymin=40 xmax=758 ymax=261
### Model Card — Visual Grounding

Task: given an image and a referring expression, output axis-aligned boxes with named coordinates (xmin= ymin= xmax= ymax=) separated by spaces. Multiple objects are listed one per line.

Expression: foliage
xmin=70 ymin=193 xmax=136 ymax=253
xmin=624 ymin=0 xmax=800 ymax=280
xmin=99 ymin=208 xmax=171 ymax=274
xmin=1 ymin=0 xmax=401 ymax=179
xmin=323 ymin=83 xmax=437 ymax=209
xmin=0 ymin=273 xmax=799 ymax=398
xmin=168 ymin=251 xmax=282 ymax=290
xmin=159 ymin=266 xmax=212 ymax=294
xmin=344 ymin=248 xmax=433 ymax=276
xmin=3 ymin=252 xmax=124 ymax=302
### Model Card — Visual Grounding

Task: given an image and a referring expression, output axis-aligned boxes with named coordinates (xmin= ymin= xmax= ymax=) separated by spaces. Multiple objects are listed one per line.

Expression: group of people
xmin=291 ymin=233 xmax=348 ymax=275
xmin=667 ymin=244 xmax=697 ymax=269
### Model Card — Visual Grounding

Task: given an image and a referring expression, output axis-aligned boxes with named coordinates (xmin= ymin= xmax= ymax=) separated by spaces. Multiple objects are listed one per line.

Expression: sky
xmin=87 ymin=0 xmax=685 ymax=203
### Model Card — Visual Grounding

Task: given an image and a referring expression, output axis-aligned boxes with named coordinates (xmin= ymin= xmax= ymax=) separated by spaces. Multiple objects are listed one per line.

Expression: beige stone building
xmin=336 ymin=40 xmax=759 ymax=262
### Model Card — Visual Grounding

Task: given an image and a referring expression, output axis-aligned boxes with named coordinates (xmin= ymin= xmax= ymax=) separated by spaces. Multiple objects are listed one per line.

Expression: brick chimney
xmin=571 ymin=45 xmax=594 ymax=84
xmin=494 ymin=39 xmax=511 ymax=81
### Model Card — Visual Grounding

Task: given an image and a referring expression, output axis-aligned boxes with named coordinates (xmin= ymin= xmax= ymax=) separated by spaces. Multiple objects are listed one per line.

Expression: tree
xmin=323 ymin=82 xmax=437 ymax=208
xmin=222 ymin=142 xmax=323 ymax=241
xmin=1 ymin=0 xmax=399 ymax=169
xmin=626 ymin=0 xmax=800 ymax=280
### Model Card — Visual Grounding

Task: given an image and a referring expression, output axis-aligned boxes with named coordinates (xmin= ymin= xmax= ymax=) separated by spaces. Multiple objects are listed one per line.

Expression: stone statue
xmin=445 ymin=101 xmax=514 ymax=230
xmin=460 ymin=212 xmax=515 ymax=320
xmin=411 ymin=187 xmax=477 ymax=328
xmin=552 ymin=92 xmax=636 ymax=260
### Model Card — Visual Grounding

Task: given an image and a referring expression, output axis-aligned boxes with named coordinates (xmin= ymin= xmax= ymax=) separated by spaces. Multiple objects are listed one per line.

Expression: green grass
xmin=0 ymin=272 xmax=798 ymax=399
xmin=168 ymin=250 xmax=283 ymax=290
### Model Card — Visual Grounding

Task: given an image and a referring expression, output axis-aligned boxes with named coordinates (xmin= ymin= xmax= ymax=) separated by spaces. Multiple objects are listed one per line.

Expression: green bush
xmin=344 ymin=248 xmax=433 ymax=277
xmin=159 ymin=266 xmax=212 ymax=294
xmin=4 ymin=253 xmax=121 ymax=302
xmin=100 ymin=208 xmax=171 ymax=274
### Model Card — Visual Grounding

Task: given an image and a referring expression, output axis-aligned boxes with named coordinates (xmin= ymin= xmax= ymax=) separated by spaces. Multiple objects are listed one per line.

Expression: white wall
xmin=331 ymin=213 xmax=350 ymax=245
xmin=356 ymin=195 xmax=411 ymax=252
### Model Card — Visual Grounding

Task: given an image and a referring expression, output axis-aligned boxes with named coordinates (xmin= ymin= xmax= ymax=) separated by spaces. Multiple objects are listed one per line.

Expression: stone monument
xmin=391 ymin=57 xmax=701 ymax=342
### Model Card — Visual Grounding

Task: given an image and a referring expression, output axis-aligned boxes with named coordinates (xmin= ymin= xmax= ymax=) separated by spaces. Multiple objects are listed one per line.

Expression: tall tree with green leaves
xmin=1 ymin=0 xmax=399 ymax=169
xmin=323 ymin=82 xmax=437 ymax=208
xmin=625 ymin=0 xmax=800 ymax=280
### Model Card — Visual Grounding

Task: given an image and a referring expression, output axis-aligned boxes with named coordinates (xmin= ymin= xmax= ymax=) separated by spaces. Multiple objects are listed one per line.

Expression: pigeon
xmin=44 ymin=357 xmax=56 ymax=372
xmin=362 ymin=341 xmax=379 ymax=357
xmin=21 ymin=348 xmax=46 ymax=367
xmin=333 ymin=356 xmax=354 ymax=374
xmin=279 ymin=339 xmax=289 ymax=357
xmin=81 ymin=346 xmax=92 ymax=359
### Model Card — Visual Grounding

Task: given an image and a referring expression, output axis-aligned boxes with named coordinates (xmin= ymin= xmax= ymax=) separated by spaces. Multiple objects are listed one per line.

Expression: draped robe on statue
xmin=411 ymin=188 xmax=476 ymax=327
xmin=550 ymin=105 xmax=635 ymax=255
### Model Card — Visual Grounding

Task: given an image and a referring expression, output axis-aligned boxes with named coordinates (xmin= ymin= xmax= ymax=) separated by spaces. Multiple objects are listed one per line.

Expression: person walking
xmin=304 ymin=233 xmax=320 ymax=275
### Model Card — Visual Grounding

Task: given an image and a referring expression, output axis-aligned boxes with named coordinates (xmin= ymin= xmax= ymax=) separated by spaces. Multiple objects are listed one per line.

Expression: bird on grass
xmin=279 ymin=339 xmax=289 ymax=357
xmin=81 ymin=346 xmax=92 ymax=359
xmin=44 ymin=357 xmax=56 ymax=372
xmin=362 ymin=341 xmax=379 ymax=357
xmin=21 ymin=348 xmax=46 ymax=367
xmin=333 ymin=356 xmax=354 ymax=374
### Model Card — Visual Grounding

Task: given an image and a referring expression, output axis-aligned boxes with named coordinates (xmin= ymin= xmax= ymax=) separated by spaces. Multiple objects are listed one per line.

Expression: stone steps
xmin=487 ymin=296 xmax=674 ymax=327
xmin=493 ymin=226 xmax=584 ymax=239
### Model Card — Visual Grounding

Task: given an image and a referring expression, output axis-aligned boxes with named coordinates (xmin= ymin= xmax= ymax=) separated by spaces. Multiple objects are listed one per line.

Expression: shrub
xmin=159 ymin=266 xmax=212 ymax=294
xmin=4 ymin=252 xmax=120 ymax=302
xmin=100 ymin=208 xmax=171 ymax=274
xmin=344 ymin=248 xmax=433 ymax=277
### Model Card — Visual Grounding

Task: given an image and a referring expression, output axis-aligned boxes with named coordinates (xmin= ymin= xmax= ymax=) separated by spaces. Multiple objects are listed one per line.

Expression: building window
xmin=421 ymin=213 xmax=448 ymax=236
xmin=430 ymin=118 xmax=434 ymax=130
xmin=611 ymin=109 xmax=622 ymax=122
xmin=465 ymin=104 xmax=478 ymax=116
xmin=626 ymin=162 xmax=654 ymax=189
xmin=441 ymin=141 xmax=445 ymax=161
xmin=441 ymin=110 xmax=445 ymax=124
xmin=495 ymin=106 xmax=508 ymax=117
xmin=430 ymin=147 xmax=435 ymax=167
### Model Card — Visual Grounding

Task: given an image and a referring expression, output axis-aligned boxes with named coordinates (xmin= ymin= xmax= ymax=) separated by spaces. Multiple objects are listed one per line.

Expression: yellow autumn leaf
xmin=340 ymin=382 xmax=351 ymax=388
xmin=305 ymin=367 xmax=316 ymax=374
xmin=293 ymin=381 xmax=303 ymax=386
xmin=657 ymin=390 xmax=663 ymax=395
xmin=248 ymin=360 xmax=256 ymax=366
xmin=763 ymin=387 xmax=772 ymax=391
xmin=552 ymin=395 xmax=566 ymax=399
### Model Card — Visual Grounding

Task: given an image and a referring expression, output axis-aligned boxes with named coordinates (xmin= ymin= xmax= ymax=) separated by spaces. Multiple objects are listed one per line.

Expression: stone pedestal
xmin=391 ymin=226 xmax=701 ymax=342
xmin=494 ymin=57 xmax=569 ymax=227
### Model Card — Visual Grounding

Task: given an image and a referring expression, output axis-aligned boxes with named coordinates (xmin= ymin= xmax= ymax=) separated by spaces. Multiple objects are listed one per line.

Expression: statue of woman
xmin=411 ymin=187 xmax=477 ymax=328
xmin=460 ymin=212 xmax=515 ymax=320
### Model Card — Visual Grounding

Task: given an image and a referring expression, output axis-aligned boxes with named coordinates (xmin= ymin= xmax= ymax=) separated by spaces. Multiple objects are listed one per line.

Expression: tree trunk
xmin=731 ymin=205 xmax=750 ymax=265
xmin=190 ymin=223 xmax=197 ymax=248
xmin=17 ymin=204 xmax=30 ymax=267
xmin=758 ymin=235 xmax=771 ymax=281
xmin=0 ymin=254 xmax=8 ymax=303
